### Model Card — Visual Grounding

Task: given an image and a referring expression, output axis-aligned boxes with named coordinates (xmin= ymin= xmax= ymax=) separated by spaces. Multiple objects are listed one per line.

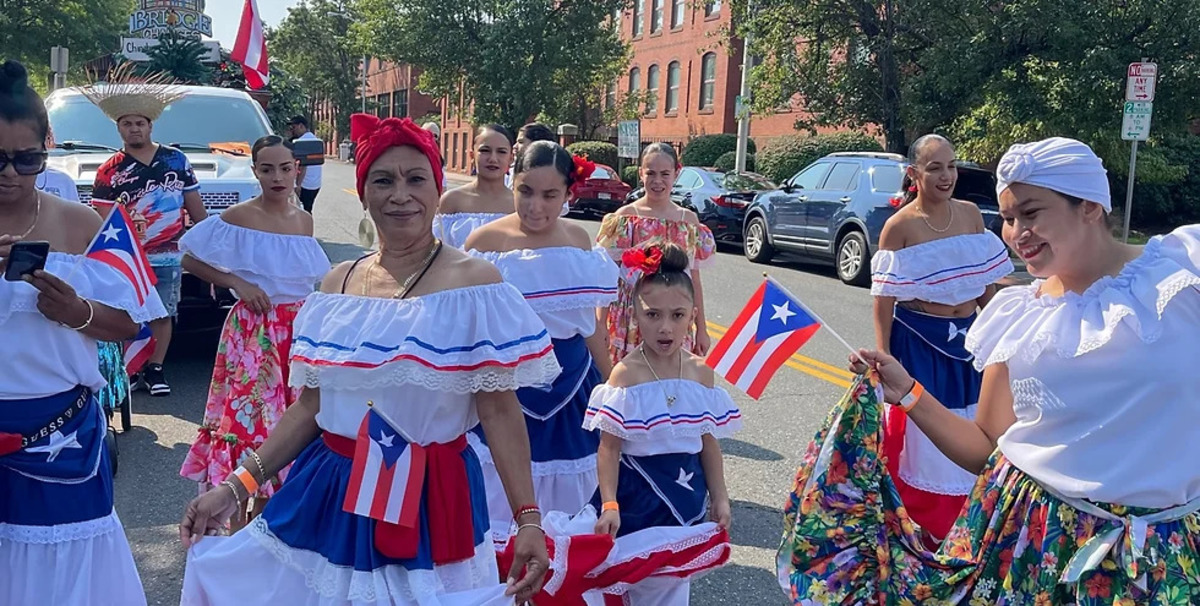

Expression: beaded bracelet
xmin=248 ymin=450 xmax=267 ymax=481
xmin=514 ymin=504 xmax=540 ymax=521
xmin=220 ymin=479 xmax=244 ymax=503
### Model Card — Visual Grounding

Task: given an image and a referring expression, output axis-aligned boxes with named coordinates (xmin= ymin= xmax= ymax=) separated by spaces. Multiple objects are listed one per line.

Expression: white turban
xmin=995 ymin=137 xmax=1111 ymax=211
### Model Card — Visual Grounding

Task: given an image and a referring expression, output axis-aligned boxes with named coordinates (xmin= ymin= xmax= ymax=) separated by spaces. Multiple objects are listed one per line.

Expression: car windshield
xmin=46 ymin=93 xmax=272 ymax=151
xmin=591 ymin=167 xmax=613 ymax=180
xmin=714 ymin=171 xmax=775 ymax=191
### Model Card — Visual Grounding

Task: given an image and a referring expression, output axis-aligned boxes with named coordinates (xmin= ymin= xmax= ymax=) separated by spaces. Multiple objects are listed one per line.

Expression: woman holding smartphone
xmin=0 ymin=60 xmax=163 ymax=605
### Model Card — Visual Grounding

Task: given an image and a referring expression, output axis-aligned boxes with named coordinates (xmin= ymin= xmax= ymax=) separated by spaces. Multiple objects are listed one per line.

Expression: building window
xmin=629 ymin=67 xmax=640 ymax=94
xmin=606 ymin=81 xmax=617 ymax=110
xmin=377 ymin=93 xmax=391 ymax=118
xmin=704 ymin=0 xmax=721 ymax=17
xmin=650 ymin=0 xmax=663 ymax=33
xmin=666 ymin=62 xmax=680 ymax=113
xmin=700 ymin=53 xmax=716 ymax=109
xmin=671 ymin=0 xmax=685 ymax=28
xmin=393 ymin=89 xmax=409 ymax=118
xmin=452 ymin=133 xmax=459 ymax=170
xmin=632 ymin=0 xmax=643 ymax=36
xmin=645 ymin=65 xmax=659 ymax=116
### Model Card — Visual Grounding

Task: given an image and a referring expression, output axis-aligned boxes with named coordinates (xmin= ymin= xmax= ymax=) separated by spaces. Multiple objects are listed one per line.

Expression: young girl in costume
xmin=465 ymin=141 xmax=619 ymax=541
xmin=433 ymin=124 xmax=515 ymax=248
xmin=178 ymin=135 xmax=330 ymax=529
xmin=585 ymin=242 xmax=741 ymax=603
xmin=870 ymin=134 xmax=1012 ymax=543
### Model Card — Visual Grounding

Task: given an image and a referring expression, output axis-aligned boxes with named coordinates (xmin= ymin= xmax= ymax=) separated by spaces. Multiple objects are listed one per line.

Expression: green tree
xmin=142 ymin=31 xmax=212 ymax=84
xmin=730 ymin=0 xmax=920 ymax=153
xmin=271 ymin=0 xmax=363 ymax=141
xmin=358 ymin=0 xmax=630 ymax=131
xmin=0 ymin=0 xmax=134 ymax=90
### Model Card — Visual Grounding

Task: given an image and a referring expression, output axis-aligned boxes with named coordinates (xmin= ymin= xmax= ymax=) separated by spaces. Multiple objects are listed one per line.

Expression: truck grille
xmin=77 ymin=186 xmax=244 ymax=209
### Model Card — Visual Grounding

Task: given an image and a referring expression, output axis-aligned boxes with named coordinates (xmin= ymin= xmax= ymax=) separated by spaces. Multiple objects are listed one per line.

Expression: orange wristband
xmin=232 ymin=466 xmax=260 ymax=495
xmin=896 ymin=380 xmax=925 ymax=413
xmin=602 ymin=501 xmax=620 ymax=512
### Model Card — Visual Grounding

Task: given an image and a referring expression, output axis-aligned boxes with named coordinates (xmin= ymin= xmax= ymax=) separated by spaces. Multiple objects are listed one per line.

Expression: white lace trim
xmin=0 ymin=253 xmax=167 ymax=324
xmin=468 ymin=432 xmax=599 ymax=476
xmin=965 ymin=226 xmax=1200 ymax=370
xmin=295 ymin=354 xmax=561 ymax=393
xmin=247 ymin=516 xmax=498 ymax=601
xmin=0 ymin=509 xmax=121 ymax=545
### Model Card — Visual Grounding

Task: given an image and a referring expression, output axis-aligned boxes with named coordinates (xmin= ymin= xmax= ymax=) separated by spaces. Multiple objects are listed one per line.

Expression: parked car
xmin=624 ymin=168 xmax=777 ymax=246
xmin=45 ymin=85 xmax=273 ymax=324
xmin=568 ymin=164 xmax=633 ymax=216
xmin=742 ymin=152 xmax=1002 ymax=286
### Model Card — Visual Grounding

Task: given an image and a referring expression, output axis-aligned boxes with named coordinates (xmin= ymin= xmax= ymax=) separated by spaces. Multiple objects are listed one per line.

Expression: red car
xmin=567 ymin=164 xmax=633 ymax=216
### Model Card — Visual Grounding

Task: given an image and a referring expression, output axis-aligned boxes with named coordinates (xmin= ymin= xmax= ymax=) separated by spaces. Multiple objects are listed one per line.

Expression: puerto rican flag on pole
xmin=231 ymin=0 xmax=270 ymax=89
xmin=706 ymin=278 xmax=822 ymax=400
xmin=343 ymin=407 xmax=426 ymax=527
xmin=124 ymin=323 xmax=156 ymax=375
xmin=84 ymin=204 xmax=157 ymax=305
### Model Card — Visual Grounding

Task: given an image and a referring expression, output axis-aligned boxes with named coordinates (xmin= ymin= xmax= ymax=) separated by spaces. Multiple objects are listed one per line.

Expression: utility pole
xmin=50 ymin=47 xmax=69 ymax=91
xmin=733 ymin=29 xmax=752 ymax=173
xmin=361 ymin=54 xmax=368 ymax=113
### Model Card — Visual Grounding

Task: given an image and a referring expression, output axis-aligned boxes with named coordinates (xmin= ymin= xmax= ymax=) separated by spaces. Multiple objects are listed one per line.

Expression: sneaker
xmin=128 ymin=372 xmax=144 ymax=392
xmin=144 ymin=364 xmax=170 ymax=397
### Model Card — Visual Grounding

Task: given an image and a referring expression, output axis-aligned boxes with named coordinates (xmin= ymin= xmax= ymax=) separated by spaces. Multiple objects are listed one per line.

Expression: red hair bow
xmin=621 ymin=245 xmax=663 ymax=274
xmin=570 ymin=155 xmax=597 ymax=196
xmin=351 ymin=113 xmax=445 ymax=199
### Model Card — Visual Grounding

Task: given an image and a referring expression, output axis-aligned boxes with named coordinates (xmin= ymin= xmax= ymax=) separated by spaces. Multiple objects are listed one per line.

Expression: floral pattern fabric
xmin=595 ymin=213 xmax=716 ymax=365
xmin=779 ymin=375 xmax=1200 ymax=605
xmin=179 ymin=300 xmax=303 ymax=497
xmin=96 ymin=340 xmax=129 ymax=413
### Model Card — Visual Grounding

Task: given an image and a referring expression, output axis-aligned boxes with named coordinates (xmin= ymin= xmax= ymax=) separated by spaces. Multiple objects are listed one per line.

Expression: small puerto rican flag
xmin=84 ymin=204 xmax=156 ymax=305
xmin=123 ymin=323 xmax=156 ymax=375
xmin=343 ymin=407 xmax=426 ymax=528
xmin=706 ymin=278 xmax=822 ymax=400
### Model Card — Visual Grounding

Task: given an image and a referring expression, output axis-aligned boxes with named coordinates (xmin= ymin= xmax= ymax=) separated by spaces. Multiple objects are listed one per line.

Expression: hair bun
xmin=655 ymin=243 xmax=690 ymax=274
xmin=0 ymin=60 xmax=30 ymax=98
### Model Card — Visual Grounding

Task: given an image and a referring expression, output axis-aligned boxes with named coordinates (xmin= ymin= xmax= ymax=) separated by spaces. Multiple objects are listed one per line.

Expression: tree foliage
xmin=271 ymin=0 xmax=363 ymax=140
xmin=358 ymin=0 xmax=631 ymax=131
xmin=0 ymin=0 xmax=134 ymax=90
xmin=143 ymin=31 xmax=212 ymax=84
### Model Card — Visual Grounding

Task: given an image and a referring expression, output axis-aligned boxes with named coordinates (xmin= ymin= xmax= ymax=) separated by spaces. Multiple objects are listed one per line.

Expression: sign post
xmin=617 ymin=120 xmax=641 ymax=160
xmin=1120 ymin=61 xmax=1156 ymax=243
xmin=49 ymin=47 xmax=69 ymax=91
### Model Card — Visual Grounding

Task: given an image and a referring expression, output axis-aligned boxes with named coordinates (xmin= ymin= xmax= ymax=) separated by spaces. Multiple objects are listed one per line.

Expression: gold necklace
xmin=917 ymin=199 xmax=954 ymax=233
xmin=641 ymin=345 xmax=683 ymax=407
xmin=7 ymin=191 xmax=41 ymax=239
xmin=362 ymin=240 xmax=442 ymax=299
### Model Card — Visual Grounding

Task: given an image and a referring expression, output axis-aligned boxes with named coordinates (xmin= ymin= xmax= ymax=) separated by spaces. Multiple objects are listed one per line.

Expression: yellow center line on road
xmin=705 ymin=321 xmax=854 ymax=389
xmin=342 ymin=188 xmax=357 ymax=196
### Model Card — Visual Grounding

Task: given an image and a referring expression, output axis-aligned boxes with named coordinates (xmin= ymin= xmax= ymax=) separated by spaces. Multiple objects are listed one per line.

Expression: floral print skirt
xmin=179 ymin=300 xmax=303 ymax=498
xmin=778 ymin=376 xmax=1200 ymax=605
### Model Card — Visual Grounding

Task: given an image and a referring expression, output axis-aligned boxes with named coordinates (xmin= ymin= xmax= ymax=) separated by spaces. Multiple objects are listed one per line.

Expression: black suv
xmin=742 ymin=152 xmax=1002 ymax=285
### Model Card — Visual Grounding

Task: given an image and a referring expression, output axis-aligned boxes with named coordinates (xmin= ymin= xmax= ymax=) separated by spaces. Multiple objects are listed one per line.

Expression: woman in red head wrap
xmin=179 ymin=115 xmax=553 ymax=605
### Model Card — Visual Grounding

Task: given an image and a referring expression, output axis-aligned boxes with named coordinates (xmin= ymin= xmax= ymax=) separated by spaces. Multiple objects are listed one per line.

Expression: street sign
xmin=121 ymin=37 xmax=221 ymax=63
xmin=1121 ymin=101 xmax=1153 ymax=141
xmin=1125 ymin=62 xmax=1157 ymax=102
xmin=618 ymin=120 xmax=641 ymax=159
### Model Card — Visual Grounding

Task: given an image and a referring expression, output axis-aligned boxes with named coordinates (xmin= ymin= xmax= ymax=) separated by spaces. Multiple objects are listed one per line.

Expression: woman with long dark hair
xmin=433 ymin=124 xmax=515 ymax=248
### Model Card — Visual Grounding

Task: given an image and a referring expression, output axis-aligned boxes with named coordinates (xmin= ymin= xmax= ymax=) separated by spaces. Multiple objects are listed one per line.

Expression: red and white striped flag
xmin=231 ymin=0 xmax=269 ymax=90
xmin=343 ymin=407 xmax=426 ymax=527
xmin=84 ymin=204 xmax=157 ymax=305
xmin=124 ymin=323 xmax=156 ymax=375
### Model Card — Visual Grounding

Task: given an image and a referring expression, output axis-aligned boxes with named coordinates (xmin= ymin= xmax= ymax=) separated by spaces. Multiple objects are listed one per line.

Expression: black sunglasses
xmin=0 ymin=151 xmax=48 ymax=176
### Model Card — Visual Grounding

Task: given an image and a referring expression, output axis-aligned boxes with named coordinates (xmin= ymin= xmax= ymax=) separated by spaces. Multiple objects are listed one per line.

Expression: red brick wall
xmin=309 ymin=59 xmax=442 ymax=157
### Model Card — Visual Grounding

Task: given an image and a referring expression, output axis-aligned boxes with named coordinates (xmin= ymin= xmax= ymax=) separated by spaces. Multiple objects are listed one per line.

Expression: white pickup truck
xmin=44 ymin=85 xmax=273 ymax=327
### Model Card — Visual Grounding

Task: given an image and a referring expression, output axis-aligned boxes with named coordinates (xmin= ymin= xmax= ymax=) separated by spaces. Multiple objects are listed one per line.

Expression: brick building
xmin=310 ymin=58 xmax=441 ymax=156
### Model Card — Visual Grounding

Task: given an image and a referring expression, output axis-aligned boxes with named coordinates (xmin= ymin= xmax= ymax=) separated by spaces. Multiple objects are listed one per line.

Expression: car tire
xmin=836 ymin=230 xmax=871 ymax=286
xmin=743 ymin=216 xmax=775 ymax=264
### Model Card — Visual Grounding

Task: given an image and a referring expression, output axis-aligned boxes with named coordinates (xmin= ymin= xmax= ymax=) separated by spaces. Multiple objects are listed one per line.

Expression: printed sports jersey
xmin=91 ymin=145 xmax=199 ymax=266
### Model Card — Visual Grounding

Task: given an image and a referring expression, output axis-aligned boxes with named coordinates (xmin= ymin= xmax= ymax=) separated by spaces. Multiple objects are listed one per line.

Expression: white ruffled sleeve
xmin=965 ymin=225 xmax=1200 ymax=370
xmin=583 ymin=381 xmax=743 ymax=441
xmin=289 ymin=283 xmax=562 ymax=393
xmin=179 ymin=217 xmax=329 ymax=284
xmin=471 ymin=246 xmax=620 ymax=314
xmin=870 ymin=233 xmax=1013 ymax=305
xmin=71 ymin=256 xmax=168 ymax=323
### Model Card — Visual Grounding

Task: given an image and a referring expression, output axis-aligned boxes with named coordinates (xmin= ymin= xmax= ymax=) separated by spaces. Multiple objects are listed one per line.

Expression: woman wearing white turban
xmin=780 ymin=137 xmax=1200 ymax=605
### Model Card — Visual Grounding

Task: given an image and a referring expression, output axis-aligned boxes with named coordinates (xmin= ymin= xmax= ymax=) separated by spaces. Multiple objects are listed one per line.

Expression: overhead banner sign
xmin=129 ymin=0 xmax=213 ymax=39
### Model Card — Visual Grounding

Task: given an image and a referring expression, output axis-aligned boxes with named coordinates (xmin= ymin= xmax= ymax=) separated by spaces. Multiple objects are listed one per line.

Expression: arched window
xmin=646 ymin=64 xmax=660 ymax=116
xmin=700 ymin=53 xmax=717 ymax=109
xmin=666 ymin=62 xmax=681 ymax=113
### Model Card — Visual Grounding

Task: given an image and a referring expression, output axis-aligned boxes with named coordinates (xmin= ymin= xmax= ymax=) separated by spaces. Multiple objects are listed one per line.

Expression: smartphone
xmin=4 ymin=240 xmax=50 ymax=281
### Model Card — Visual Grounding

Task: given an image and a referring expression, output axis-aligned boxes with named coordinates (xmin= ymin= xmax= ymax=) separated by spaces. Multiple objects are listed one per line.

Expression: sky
xmin=204 ymin=0 xmax=301 ymax=46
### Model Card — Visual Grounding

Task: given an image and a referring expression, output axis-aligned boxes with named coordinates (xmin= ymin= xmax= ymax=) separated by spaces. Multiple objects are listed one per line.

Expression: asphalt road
xmin=118 ymin=161 xmax=877 ymax=605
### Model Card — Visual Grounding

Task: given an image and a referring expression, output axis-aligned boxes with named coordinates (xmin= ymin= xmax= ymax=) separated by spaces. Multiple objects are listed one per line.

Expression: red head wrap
xmin=351 ymin=114 xmax=445 ymax=200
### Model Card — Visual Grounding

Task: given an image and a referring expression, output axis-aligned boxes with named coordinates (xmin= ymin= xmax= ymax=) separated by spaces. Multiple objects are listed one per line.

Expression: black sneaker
xmin=128 ymin=372 xmax=145 ymax=392
xmin=144 ymin=364 xmax=170 ymax=397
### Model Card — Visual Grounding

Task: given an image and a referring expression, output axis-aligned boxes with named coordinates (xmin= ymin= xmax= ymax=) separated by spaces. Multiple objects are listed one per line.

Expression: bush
xmin=758 ymin=132 xmax=884 ymax=183
xmin=714 ymin=151 xmax=756 ymax=173
xmin=621 ymin=165 xmax=641 ymax=188
xmin=566 ymin=141 xmax=619 ymax=169
xmin=681 ymin=134 xmax=756 ymax=167
xmin=1113 ymin=133 xmax=1200 ymax=231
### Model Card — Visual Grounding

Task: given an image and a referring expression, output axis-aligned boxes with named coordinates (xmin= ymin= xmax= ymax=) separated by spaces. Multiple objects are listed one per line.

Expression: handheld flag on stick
xmin=343 ymin=402 xmax=426 ymax=528
xmin=69 ymin=204 xmax=157 ymax=302
xmin=706 ymin=276 xmax=864 ymax=399
xmin=124 ymin=323 xmax=156 ymax=375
